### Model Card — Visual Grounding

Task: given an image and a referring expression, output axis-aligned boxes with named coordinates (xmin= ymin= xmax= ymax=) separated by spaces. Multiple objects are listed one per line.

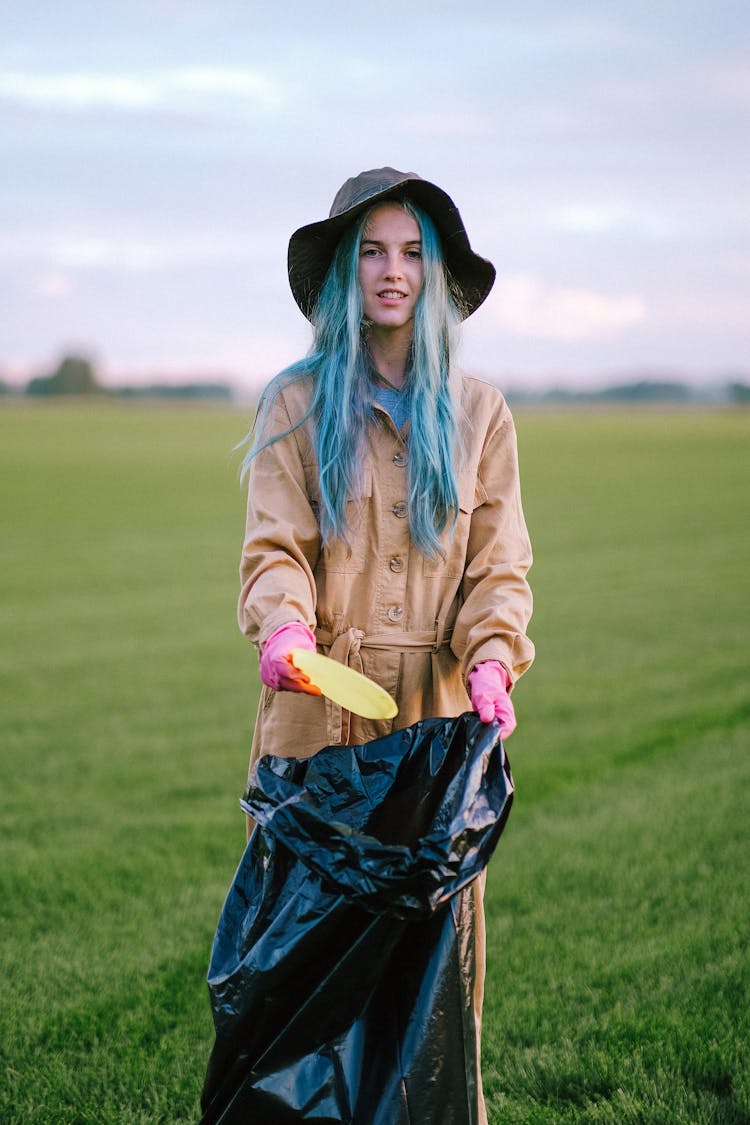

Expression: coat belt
xmin=314 ymin=624 xmax=453 ymax=745
xmin=315 ymin=624 xmax=453 ymax=660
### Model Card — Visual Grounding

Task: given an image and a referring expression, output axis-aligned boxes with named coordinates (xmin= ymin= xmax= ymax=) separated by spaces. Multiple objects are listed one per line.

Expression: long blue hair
xmin=241 ymin=199 xmax=464 ymax=560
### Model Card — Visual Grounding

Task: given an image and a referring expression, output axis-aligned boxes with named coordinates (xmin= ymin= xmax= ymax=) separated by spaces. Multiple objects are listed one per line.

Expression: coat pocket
xmin=423 ymin=474 xmax=487 ymax=579
xmin=309 ymin=471 xmax=373 ymax=575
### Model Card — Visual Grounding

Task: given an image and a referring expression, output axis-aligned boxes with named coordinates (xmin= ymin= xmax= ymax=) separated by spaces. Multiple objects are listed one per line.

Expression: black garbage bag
xmin=200 ymin=712 xmax=514 ymax=1125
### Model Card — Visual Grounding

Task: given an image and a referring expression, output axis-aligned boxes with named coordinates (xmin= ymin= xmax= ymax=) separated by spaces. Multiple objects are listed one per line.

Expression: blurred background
xmin=2 ymin=0 xmax=749 ymax=401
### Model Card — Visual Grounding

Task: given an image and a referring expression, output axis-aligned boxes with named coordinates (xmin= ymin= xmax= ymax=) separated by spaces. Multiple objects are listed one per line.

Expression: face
xmin=357 ymin=203 xmax=423 ymax=338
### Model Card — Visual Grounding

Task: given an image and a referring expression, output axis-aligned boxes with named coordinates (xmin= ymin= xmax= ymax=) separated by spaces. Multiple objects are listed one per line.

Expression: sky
xmin=2 ymin=1 xmax=749 ymax=393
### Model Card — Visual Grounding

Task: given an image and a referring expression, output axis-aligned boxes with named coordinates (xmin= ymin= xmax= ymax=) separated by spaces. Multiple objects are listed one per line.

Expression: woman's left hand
xmin=468 ymin=660 xmax=517 ymax=737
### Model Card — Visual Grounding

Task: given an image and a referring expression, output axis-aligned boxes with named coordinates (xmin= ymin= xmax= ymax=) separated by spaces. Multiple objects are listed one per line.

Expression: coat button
xmin=387 ymin=605 xmax=404 ymax=622
xmin=391 ymin=502 xmax=407 ymax=518
xmin=389 ymin=556 xmax=405 ymax=573
xmin=392 ymin=451 xmax=406 ymax=467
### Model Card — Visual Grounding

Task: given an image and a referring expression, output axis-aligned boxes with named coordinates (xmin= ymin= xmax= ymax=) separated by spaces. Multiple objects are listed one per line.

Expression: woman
xmin=236 ymin=167 xmax=534 ymax=1121
xmin=239 ymin=166 xmax=534 ymax=756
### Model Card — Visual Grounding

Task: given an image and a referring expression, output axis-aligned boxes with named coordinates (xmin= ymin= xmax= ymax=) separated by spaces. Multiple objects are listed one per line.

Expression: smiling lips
xmin=378 ymin=290 xmax=407 ymax=300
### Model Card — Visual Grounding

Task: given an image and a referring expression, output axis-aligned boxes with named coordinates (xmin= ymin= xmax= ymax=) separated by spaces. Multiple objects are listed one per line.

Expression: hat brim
xmin=287 ymin=176 xmax=496 ymax=322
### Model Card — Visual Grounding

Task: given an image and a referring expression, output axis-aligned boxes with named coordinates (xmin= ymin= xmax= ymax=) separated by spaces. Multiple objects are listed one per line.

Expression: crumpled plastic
xmin=200 ymin=712 xmax=514 ymax=1125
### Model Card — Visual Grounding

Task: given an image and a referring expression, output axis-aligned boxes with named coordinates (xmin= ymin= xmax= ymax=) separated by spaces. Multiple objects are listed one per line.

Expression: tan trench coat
xmin=238 ymin=370 xmax=534 ymax=766
xmin=237 ymin=370 xmax=533 ymax=1124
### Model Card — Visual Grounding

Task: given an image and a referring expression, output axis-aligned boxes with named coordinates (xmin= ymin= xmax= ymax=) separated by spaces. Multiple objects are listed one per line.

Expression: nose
xmin=384 ymin=251 xmax=402 ymax=279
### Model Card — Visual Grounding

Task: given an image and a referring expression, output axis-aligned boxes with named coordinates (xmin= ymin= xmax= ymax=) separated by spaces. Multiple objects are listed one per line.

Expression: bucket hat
xmin=287 ymin=167 xmax=496 ymax=322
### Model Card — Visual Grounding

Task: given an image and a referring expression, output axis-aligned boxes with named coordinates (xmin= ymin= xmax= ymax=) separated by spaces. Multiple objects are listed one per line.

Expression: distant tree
xmin=114 ymin=381 xmax=234 ymax=400
xmin=728 ymin=381 xmax=750 ymax=404
xmin=24 ymin=375 xmax=49 ymax=396
xmin=26 ymin=354 xmax=101 ymax=396
xmin=599 ymin=380 xmax=691 ymax=403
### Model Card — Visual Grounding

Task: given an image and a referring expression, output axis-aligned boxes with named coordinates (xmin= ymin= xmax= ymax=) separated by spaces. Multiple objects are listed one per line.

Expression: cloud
xmin=34 ymin=273 xmax=74 ymax=299
xmin=405 ymin=111 xmax=495 ymax=137
xmin=549 ymin=203 xmax=678 ymax=239
xmin=0 ymin=231 xmax=259 ymax=271
xmin=0 ymin=66 xmax=284 ymax=112
xmin=493 ymin=275 xmax=646 ymax=341
xmin=710 ymin=63 xmax=750 ymax=108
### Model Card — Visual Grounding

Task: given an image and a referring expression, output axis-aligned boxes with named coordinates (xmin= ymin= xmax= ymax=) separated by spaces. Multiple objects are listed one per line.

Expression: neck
xmin=366 ymin=326 xmax=413 ymax=390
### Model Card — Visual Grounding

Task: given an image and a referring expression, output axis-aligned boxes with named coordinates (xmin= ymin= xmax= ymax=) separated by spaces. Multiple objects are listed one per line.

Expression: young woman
xmin=239 ymin=166 xmax=534 ymax=754
xmin=236 ymin=167 xmax=535 ymax=1120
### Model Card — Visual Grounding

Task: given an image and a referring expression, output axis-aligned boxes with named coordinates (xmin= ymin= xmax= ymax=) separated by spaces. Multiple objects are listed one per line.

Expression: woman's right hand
xmin=259 ymin=622 xmax=322 ymax=695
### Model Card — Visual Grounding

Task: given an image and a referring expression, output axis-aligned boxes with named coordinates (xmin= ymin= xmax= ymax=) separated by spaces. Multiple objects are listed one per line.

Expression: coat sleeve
xmin=237 ymin=389 xmax=321 ymax=648
xmin=451 ymin=398 xmax=535 ymax=687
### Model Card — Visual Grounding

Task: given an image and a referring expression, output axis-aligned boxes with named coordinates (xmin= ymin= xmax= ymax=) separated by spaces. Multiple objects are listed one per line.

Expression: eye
xmin=360 ymin=245 xmax=381 ymax=257
xmin=405 ymin=248 xmax=422 ymax=260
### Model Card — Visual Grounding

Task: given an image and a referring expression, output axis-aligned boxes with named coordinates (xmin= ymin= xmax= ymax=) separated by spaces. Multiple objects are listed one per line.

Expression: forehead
xmin=361 ymin=202 xmax=421 ymax=242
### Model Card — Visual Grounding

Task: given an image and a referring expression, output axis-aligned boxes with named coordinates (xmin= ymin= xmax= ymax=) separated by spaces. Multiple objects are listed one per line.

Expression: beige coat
xmin=238 ymin=370 xmax=534 ymax=768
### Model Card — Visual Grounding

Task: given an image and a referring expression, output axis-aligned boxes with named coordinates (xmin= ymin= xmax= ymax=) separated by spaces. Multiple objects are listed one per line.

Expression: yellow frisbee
xmin=290 ymin=649 xmax=398 ymax=720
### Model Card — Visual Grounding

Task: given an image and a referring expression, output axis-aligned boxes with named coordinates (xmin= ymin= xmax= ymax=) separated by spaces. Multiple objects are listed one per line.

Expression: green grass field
xmin=1 ymin=401 xmax=748 ymax=1123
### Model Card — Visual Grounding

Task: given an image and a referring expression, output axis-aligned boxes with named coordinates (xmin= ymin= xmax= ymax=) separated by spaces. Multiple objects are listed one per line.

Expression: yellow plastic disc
xmin=290 ymin=649 xmax=398 ymax=720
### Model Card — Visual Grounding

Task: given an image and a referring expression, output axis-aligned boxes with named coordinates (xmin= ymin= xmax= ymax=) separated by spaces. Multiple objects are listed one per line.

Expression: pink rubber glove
xmin=468 ymin=660 xmax=517 ymax=736
xmin=259 ymin=622 xmax=322 ymax=695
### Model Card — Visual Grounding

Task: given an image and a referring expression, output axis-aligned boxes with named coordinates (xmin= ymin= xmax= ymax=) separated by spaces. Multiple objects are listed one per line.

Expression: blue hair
xmin=241 ymin=199 xmax=464 ymax=560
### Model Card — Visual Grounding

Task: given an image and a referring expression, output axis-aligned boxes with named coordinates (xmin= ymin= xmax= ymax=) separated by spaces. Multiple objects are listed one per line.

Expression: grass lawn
xmin=1 ymin=400 xmax=748 ymax=1123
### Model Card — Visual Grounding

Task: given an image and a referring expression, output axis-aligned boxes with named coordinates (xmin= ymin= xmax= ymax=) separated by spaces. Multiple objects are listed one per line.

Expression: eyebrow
xmin=360 ymin=237 xmax=422 ymax=247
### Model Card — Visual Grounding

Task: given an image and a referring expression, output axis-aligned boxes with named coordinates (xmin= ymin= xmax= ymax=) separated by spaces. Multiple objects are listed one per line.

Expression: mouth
xmin=377 ymin=290 xmax=407 ymax=300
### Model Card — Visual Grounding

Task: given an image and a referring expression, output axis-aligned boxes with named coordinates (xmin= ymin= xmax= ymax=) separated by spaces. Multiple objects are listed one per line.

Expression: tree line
xmin=0 ymin=354 xmax=233 ymax=400
xmin=1 ymin=353 xmax=749 ymax=405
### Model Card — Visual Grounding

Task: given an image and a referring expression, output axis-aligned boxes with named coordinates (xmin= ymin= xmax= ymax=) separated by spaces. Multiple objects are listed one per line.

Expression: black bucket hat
xmin=287 ymin=167 xmax=496 ymax=322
